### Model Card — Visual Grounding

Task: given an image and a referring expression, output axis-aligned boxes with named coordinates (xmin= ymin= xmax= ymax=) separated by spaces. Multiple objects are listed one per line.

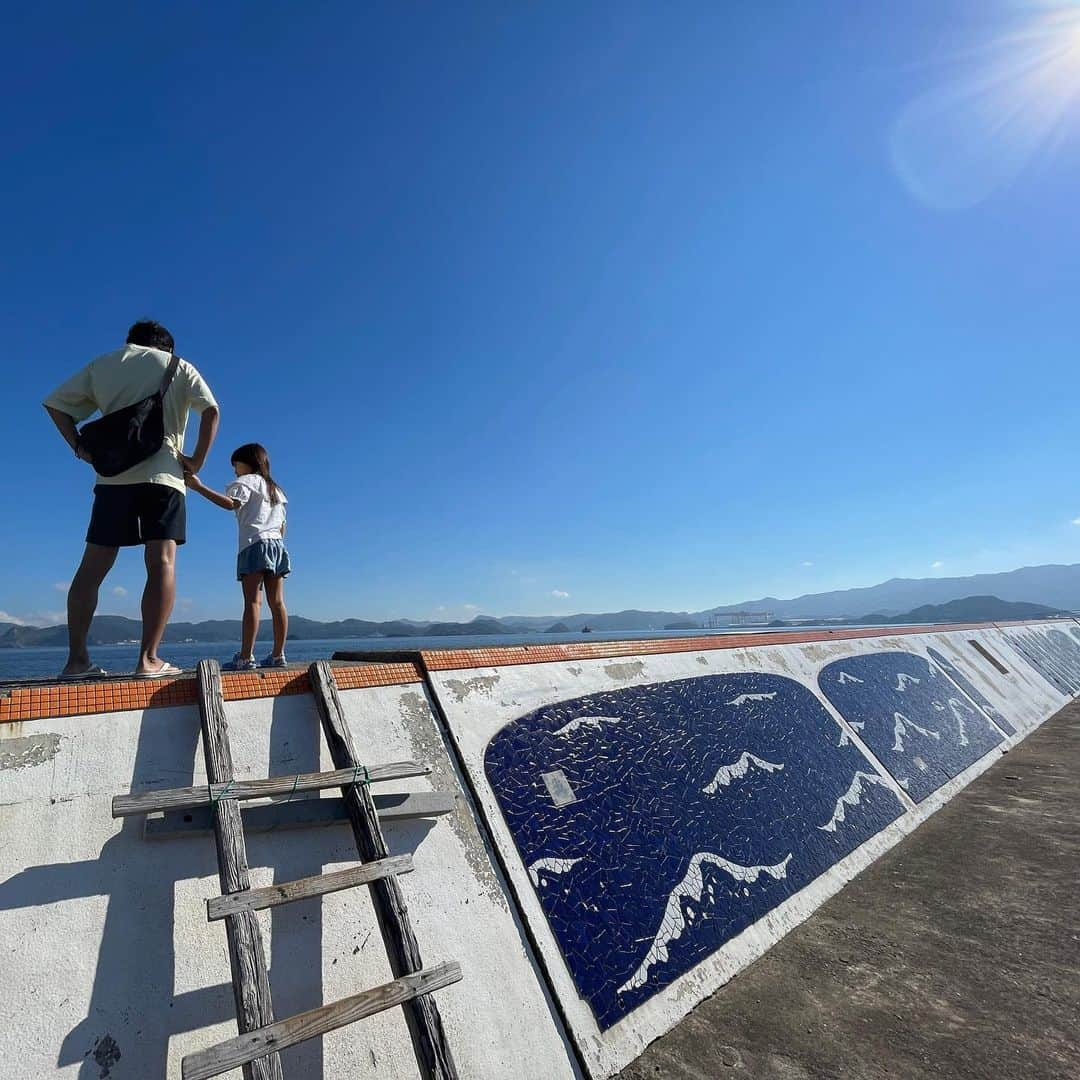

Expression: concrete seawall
xmin=1 ymin=619 xmax=1076 ymax=1077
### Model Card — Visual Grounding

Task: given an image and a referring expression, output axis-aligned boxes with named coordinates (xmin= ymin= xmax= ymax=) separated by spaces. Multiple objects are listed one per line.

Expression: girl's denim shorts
xmin=236 ymin=538 xmax=292 ymax=581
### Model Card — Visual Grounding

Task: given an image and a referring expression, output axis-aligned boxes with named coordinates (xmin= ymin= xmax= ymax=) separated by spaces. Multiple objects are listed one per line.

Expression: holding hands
xmin=185 ymin=466 xmax=242 ymax=511
xmin=181 ymin=453 xmax=205 ymax=491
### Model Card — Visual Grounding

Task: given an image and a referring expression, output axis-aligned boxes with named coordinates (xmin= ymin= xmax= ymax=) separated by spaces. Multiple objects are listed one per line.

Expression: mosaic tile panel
xmin=818 ymin=652 xmax=1003 ymax=802
xmin=1001 ymin=627 xmax=1080 ymax=696
xmin=482 ymin=672 xmax=905 ymax=1029
xmin=925 ymin=647 xmax=1016 ymax=736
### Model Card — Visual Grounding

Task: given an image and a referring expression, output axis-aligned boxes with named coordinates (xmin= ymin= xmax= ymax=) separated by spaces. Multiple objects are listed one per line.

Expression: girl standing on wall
xmin=185 ymin=442 xmax=290 ymax=669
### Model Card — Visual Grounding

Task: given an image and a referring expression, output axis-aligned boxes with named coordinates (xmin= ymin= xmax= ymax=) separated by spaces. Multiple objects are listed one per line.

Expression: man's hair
xmin=126 ymin=320 xmax=175 ymax=352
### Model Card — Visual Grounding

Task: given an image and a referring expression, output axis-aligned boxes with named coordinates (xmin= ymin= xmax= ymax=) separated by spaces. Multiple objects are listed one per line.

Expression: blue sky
xmin=3 ymin=2 xmax=1080 ymax=626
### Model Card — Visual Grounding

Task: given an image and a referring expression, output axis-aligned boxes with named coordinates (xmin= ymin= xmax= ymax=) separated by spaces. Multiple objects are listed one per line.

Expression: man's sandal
xmin=133 ymin=662 xmax=183 ymax=679
xmin=57 ymin=665 xmax=109 ymax=680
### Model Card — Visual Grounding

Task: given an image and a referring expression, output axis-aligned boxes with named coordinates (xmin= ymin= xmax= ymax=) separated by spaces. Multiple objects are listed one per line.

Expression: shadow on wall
xmin=0 ymin=710 xmax=226 ymax=1078
xmin=251 ymin=696 xmax=437 ymax=1073
xmin=0 ymin=694 xmax=440 ymax=1078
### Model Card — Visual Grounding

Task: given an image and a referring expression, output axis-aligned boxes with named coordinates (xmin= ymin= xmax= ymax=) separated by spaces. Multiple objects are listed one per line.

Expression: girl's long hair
xmin=230 ymin=443 xmax=282 ymax=504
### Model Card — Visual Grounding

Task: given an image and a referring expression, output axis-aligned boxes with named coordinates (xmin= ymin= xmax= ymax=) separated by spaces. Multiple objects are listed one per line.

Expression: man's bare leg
xmin=136 ymin=540 xmax=177 ymax=675
xmin=62 ymin=544 xmax=119 ymax=676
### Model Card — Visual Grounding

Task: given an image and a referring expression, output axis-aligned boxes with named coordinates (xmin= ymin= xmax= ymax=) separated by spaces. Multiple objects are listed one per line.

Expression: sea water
xmin=0 ymin=628 xmax=796 ymax=681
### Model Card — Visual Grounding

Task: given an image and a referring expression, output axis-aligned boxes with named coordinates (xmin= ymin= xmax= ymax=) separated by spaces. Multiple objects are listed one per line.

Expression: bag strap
xmin=158 ymin=354 xmax=181 ymax=398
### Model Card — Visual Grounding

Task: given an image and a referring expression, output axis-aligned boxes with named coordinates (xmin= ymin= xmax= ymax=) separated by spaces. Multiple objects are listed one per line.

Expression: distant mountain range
xmin=3 ymin=563 xmax=1077 ymax=647
xmin=704 ymin=563 xmax=1080 ymax=621
xmin=499 ymin=563 xmax=1080 ymax=628
xmin=845 ymin=595 xmax=1065 ymax=626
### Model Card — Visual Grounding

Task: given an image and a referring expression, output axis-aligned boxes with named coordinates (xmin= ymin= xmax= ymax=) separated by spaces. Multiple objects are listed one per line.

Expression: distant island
xmin=0 ymin=593 xmax=1068 ymax=649
xmin=0 ymin=613 xmax=526 ymax=649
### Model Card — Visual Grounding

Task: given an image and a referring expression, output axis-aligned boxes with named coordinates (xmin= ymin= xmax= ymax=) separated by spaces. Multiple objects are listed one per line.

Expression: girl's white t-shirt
xmin=225 ymin=474 xmax=288 ymax=550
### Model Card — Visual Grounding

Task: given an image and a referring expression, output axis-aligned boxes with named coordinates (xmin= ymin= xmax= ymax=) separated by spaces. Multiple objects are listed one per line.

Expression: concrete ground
xmin=618 ymin=701 xmax=1080 ymax=1080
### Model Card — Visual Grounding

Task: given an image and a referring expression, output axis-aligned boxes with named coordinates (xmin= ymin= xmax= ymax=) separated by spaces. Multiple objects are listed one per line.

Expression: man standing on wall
xmin=43 ymin=320 xmax=220 ymax=678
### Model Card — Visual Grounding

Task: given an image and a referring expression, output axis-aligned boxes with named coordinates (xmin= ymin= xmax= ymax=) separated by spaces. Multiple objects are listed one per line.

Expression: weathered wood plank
xmin=113 ymin=759 xmax=431 ymax=817
xmin=309 ymin=660 xmax=460 ymax=1080
xmin=144 ymin=791 xmax=457 ymax=840
xmin=181 ymin=962 xmax=462 ymax=1080
xmin=207 ymin=854 xmax=414 ymax=921
xmin=197 ymin=659 xmax=284 ymax=1080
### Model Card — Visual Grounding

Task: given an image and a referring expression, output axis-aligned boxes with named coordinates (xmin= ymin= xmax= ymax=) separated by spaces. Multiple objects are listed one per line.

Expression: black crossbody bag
xmin=77 ymin=354 xmax=181 ymax=477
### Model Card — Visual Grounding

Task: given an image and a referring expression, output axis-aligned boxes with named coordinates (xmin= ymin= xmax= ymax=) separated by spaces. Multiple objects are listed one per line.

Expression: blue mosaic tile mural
xmin=819 ymin=652 xmax=1004 ymax=803
xmin=926 ymin=647 xmax=1015 ymax=736
xmin=483 ymin=673 xmax=905 ymax=1029
xmin=1003 ymin=627 xmax=1080 ymax=696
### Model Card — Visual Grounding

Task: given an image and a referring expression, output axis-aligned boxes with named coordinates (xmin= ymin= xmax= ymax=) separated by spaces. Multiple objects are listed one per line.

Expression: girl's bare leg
xmin=264 ymin=573 xmax=288 ymax=657
xmin=240 ymin=573 xmax=263 ymax=658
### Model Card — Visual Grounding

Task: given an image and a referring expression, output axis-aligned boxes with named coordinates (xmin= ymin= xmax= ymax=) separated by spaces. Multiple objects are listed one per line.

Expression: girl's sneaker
xmin=260 ymin=654 xmax=287 ymax=668
xmin=225 ymin=653 xmax=257 ymax=671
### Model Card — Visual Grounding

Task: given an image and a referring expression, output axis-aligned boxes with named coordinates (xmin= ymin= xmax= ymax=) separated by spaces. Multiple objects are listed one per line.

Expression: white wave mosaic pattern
xmin=617 ymin=851 xmax=793 ymax=993
xmin=819 ymin=652 xmax=1004 ymax=802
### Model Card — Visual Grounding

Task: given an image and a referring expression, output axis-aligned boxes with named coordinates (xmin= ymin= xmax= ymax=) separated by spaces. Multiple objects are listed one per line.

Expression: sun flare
xmin=892 ymin=5 xmax=1080 ymax=208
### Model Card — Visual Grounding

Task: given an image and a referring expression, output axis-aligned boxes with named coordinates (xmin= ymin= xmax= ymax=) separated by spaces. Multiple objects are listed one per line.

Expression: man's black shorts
xmin=86 ymin=484 xmax=187 ymax=547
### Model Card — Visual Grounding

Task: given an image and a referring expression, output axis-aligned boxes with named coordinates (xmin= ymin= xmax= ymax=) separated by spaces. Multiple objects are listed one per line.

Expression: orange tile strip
xmin=1 ymin=619 xmax=1055 ymax=723
xmin=0 ymin=661 xmax=422 ymax=725
xmin=419 ymin=622 xmax=1012 ymax=672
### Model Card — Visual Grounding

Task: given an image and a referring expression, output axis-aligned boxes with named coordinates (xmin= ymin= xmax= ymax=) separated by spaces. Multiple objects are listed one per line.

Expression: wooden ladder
xmin=112 ymin=659 xmax=461 ymax=1080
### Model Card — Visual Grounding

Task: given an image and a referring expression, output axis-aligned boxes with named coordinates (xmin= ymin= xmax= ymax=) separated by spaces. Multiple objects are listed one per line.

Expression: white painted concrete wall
xmin=1 ymin=623 xmax=1072 ymax=1080
xmin=0 ymin=682 xmax=576 ymax=1080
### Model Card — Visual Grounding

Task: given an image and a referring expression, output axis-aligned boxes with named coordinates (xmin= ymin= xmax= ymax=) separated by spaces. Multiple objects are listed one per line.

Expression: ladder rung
xmin=112 ymin=761 xmax=431 ymax=818
xmin=181 ymin=961 xmax=463 ymax=1080
xmin=144 ymin=791 xmax=458 ymax=840
xmin=207 ymin=854 xmax=414 ymax=921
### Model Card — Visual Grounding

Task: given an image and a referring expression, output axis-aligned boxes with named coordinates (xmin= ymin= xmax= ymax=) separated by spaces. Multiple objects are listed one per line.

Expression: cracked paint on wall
xmin=0 ymin=733 xmax=62 ymax=771
xmin=443 ymin=675 xmax=501 ymax=703
xmin=603 ymin=661 xmax=645 ymax=682
xmin=397 ymin=690 xmax=507 ymax=910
